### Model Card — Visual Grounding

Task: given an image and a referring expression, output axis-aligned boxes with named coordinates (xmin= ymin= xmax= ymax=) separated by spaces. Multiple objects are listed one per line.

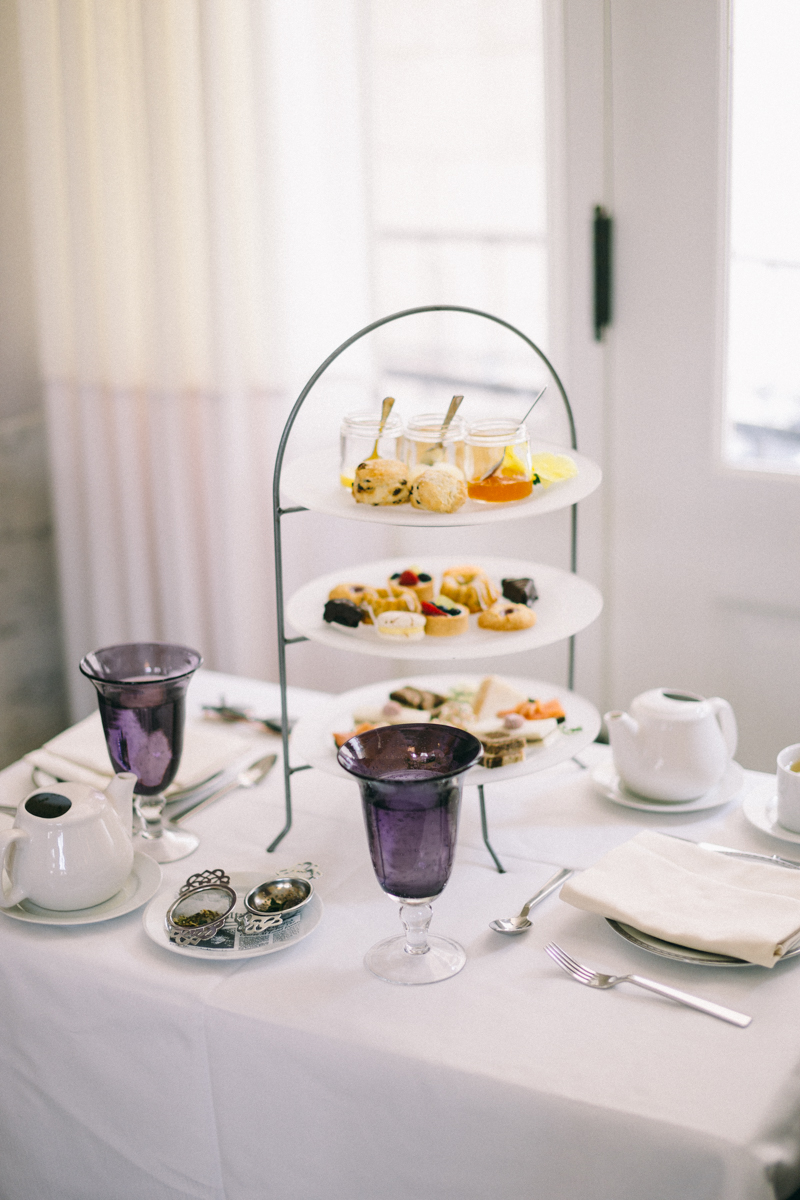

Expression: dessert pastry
xmin=352 ymin=459 xmax=411 ymax=505
xmin=501 ymin=577 xmax=538 ymax=607
xmin=323 ymin=598 xmax=364 ymax=628
xmin=422 ymin=600 xmax=470 ymax=637
xmin=477 ymin=601 xmax=536 ymax=631
xmin=409 ymin=464 xmax=467 ymax=513
xmin=440 ymin=566 xmax=499 ymax=613
xmin=473 ymin=676 xmax=527 ymax=720
xmin=389 ymin=686 xmax=447 ymax=712
xmin=328 ymin=583 xmax=376 ymax=606
xmin=478 ymin=730 xmax=526 ymax=769
xmin=376 ymin=611 xmax=426 ymax=641
xmin=361 ymin=585 xmax=421 ymax=624
xmin=388 ymin=568 xmax=435 ymax=605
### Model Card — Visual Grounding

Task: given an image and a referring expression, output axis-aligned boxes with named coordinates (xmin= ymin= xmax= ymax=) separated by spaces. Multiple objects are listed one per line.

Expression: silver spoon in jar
xmin=367 ymin=396 xmax=396 ymax=460
xmin=489 ymin=866 xmax=573 ymax=934
xmin=420 ymin=394 xmax=464 ymax=466
xmin=479 ymin=384 xmax=548 ymax=481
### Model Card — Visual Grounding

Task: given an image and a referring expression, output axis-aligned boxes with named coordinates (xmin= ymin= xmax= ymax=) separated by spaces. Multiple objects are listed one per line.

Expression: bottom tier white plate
xmin=742 ymin=785 xmax=800 ymax=845
xmin=1 ymin=852 xmax=162 ymax=926
xmin=591 ymin=760 xmax=745 ymax=814
xmin=291 ymin=673 xmax=601 ymax=787
xmin=143 ymin=869 xmax=323 ymax=960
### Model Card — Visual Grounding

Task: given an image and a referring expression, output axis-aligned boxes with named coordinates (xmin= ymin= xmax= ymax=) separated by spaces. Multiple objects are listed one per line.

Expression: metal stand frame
xmin=269 ymin=305 xmax=580 ymax=869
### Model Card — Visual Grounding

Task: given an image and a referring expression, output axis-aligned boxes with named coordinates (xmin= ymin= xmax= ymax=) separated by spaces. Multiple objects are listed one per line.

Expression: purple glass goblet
xmin=338 ymin=723 xmax=481 ymax=985
xmin=80 ymin=643 xmax=202 ymax=863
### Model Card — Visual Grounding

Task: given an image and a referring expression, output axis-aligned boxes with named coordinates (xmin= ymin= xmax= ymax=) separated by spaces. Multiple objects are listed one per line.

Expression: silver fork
xmin=544 ymin=942 xmax=752 ymax=1028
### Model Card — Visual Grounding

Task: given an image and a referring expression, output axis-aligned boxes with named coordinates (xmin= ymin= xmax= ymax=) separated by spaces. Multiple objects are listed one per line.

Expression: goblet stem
xmin=134 ymin=795 xmax=167 ymax=840
xmin=400 ymin=903 xmax=432 ymax=956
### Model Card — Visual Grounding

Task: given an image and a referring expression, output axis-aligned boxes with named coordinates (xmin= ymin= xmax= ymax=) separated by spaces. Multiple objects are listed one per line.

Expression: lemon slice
xmin=528 ymin=452 xmax=578 ymax=489
xmin=499 ymin=447 xmax=530 ymax=478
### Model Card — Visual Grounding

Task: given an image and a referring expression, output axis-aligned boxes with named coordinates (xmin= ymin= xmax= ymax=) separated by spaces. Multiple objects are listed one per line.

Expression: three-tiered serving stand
xmin=268 ymin=306 xmax=603 ymax=871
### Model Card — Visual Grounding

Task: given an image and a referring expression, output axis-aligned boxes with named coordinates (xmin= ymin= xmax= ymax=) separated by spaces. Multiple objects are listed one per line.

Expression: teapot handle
xmin=0 ymin=828 xmax=28 ymax=908
xmin=709 ymin=698 xmax=738 ymax=758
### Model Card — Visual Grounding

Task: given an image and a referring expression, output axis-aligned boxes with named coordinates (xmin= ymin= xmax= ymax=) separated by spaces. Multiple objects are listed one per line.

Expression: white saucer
xmin=143 ymin=869 xmax=323 ymax=960
xmin=742 ymin=785 xmax=800 ymax=845
xmin=591 ymin=760 xmax=745 ymax=813
xmin=0 ymin=852 xmax=162 ymax=925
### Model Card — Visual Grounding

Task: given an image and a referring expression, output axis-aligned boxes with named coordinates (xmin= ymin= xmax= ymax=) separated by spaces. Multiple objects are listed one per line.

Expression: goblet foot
xmin=134 ymin=822 xmax=199 ymax=863
xmin=364 ymin=933 xmax=466 ymax=985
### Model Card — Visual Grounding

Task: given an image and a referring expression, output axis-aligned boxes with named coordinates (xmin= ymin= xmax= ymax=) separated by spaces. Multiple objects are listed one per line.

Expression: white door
xmin=565 ymin=0 xmax=800 ymax=769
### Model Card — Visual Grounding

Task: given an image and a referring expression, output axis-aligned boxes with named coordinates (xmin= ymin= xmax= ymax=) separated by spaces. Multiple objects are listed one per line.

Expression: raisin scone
xmin=352 ymin=459 xmax=410 ymax=505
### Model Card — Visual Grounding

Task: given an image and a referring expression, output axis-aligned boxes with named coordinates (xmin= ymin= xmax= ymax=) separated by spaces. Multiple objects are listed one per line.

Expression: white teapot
xmin=0 ymin=773 xmax=136 ymax=910
xmin=605 ymin=689 xmax=737 ymax=802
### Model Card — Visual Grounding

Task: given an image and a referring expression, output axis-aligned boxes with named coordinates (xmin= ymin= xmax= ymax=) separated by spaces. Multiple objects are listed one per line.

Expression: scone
xmin=352 ymin=459 xmax=411 ymax=505
xmin=440 ymin=566 xmax=499 ymax=613
xmin=477 ymin=601 xmax=536 ymax=631
xmin=409 ymin=464 xmax=467 ymax=513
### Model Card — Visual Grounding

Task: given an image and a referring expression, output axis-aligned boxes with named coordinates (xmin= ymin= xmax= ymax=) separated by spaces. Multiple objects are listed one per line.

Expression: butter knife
xmin=667 ymin=834 xmax=800 ymax=871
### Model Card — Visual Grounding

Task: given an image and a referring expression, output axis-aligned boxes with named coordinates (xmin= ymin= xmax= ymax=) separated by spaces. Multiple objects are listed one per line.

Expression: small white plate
xmin=0 ymin=852 xmax=162 ymax=926
xmin=142 ymin=869 xmax=323 ymax=960
xmin=591 ymin=760 xmax=745 ymax=813
xmin=742 ymin=785 xmax=800 ymax=845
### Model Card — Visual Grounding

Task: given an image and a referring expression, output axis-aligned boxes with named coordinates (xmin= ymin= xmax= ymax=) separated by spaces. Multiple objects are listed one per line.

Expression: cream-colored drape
xmin=17 ymin=0 xmax=372 ymax=713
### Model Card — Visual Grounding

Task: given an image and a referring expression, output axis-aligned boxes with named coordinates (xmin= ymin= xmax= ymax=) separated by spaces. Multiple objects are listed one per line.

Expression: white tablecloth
xmin=1 ymin=670 xmax=799 ymax=1200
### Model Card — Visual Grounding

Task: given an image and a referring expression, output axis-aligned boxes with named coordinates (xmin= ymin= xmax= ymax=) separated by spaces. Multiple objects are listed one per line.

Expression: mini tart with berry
xmin=421 ymin=599 xmax=469 ymax=637
xmin=388 ymin=567 xmax=435 ymax=605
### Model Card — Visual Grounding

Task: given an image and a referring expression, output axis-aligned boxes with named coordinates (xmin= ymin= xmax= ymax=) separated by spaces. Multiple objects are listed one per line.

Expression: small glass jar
xmin=339 ymin=411 xmax=404 ymax=488
xmin=465 ymin=419 xmax=533 ymax=502
xmin=403 ymin=412 xmax=467 ymax=475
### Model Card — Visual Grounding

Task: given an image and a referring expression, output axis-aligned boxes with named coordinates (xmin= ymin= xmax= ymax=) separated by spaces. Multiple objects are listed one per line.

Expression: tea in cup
xmin=776 ymin=743 xmax=800 ymax=832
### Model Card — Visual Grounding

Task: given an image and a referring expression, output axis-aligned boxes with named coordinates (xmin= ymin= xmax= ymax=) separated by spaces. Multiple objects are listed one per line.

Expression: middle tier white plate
xmin=291 ymin=673 xmax=602 ymax=787
xmin=286 ymin=555 xmax=603 ymax=661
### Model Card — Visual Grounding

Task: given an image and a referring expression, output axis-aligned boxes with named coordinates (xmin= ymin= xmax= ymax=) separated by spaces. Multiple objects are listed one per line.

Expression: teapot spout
xmin=604 ymin=709 xmax=639 ymax=744
xmin=105 ymin=773 xmax=137 ymax=837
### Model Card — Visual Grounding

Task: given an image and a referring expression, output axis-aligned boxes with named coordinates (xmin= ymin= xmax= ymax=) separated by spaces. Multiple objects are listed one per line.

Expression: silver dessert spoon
xmin=420 ymin=394 xmax=464 ymax=465
xmin=479 ymin=384 xmax=548 ymax=481
xmin=489 ymin=866 xmax=573 ymax=934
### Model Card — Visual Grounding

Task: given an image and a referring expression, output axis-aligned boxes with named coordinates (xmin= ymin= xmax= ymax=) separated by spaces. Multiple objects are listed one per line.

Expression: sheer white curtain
xmin=16 ymin=0 xmax=372 ymax=714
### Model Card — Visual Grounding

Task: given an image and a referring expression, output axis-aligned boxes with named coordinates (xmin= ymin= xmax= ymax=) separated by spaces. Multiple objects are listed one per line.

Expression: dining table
xmin=1 ymin=668 xmax=800 ymax=1200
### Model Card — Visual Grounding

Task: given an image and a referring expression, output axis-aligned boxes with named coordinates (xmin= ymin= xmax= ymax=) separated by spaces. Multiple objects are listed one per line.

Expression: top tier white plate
xmin=280 ymin=442 xmax=601 ymax=527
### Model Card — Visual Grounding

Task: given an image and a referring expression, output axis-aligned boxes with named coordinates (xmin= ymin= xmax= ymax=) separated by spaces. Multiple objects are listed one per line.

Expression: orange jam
xmin=467 ymin=475 xmax=533 ymax=503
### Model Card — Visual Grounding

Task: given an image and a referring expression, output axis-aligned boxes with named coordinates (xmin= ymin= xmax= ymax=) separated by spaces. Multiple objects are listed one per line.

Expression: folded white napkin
xmin=25 ymin=712 xmax=255 ymax=796
xmin=560 ymin=830 xmax=800 ymax=968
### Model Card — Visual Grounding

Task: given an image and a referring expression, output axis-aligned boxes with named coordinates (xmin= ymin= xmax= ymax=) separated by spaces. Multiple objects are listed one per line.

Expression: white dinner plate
xmin=607 ymin=918 xmax=800 ymax=968
xmin=280 ymin=442 xmax=602 ymax=527
xmin=742 ymin=784 xmax=800 ymax=845
xmin=290 ymin=673 xmax=602 ymax=787
xmin=590 ymin=760 xmax=745 ymax=813
xmin=286 ymin=555 xmax=603 ymax=662
xmin=143 ymin=869 xmax=323 ymax=960
xmin=0 ymin=852 xmax=162 ymax=926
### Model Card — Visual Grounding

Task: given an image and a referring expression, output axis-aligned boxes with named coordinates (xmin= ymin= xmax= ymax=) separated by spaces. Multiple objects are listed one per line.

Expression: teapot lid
xmin=633 ymin=688 xmax=710 ymax=720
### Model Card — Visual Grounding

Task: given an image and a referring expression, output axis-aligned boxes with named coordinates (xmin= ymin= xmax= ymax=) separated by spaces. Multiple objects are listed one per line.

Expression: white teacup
xmin=776 ymin=743 xmax=800 ymax=833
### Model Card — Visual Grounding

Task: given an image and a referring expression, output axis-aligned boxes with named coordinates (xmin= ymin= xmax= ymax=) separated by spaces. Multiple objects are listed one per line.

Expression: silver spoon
xmin=479 ymin=384 xmax=548 ymax=481
xmin=489 ymin=866 xmax=573 ymax=934
xmin=171 ymin=754 xmax=277 ymax=824
xmin=420 ymin=394 xmax=464 ymax=466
